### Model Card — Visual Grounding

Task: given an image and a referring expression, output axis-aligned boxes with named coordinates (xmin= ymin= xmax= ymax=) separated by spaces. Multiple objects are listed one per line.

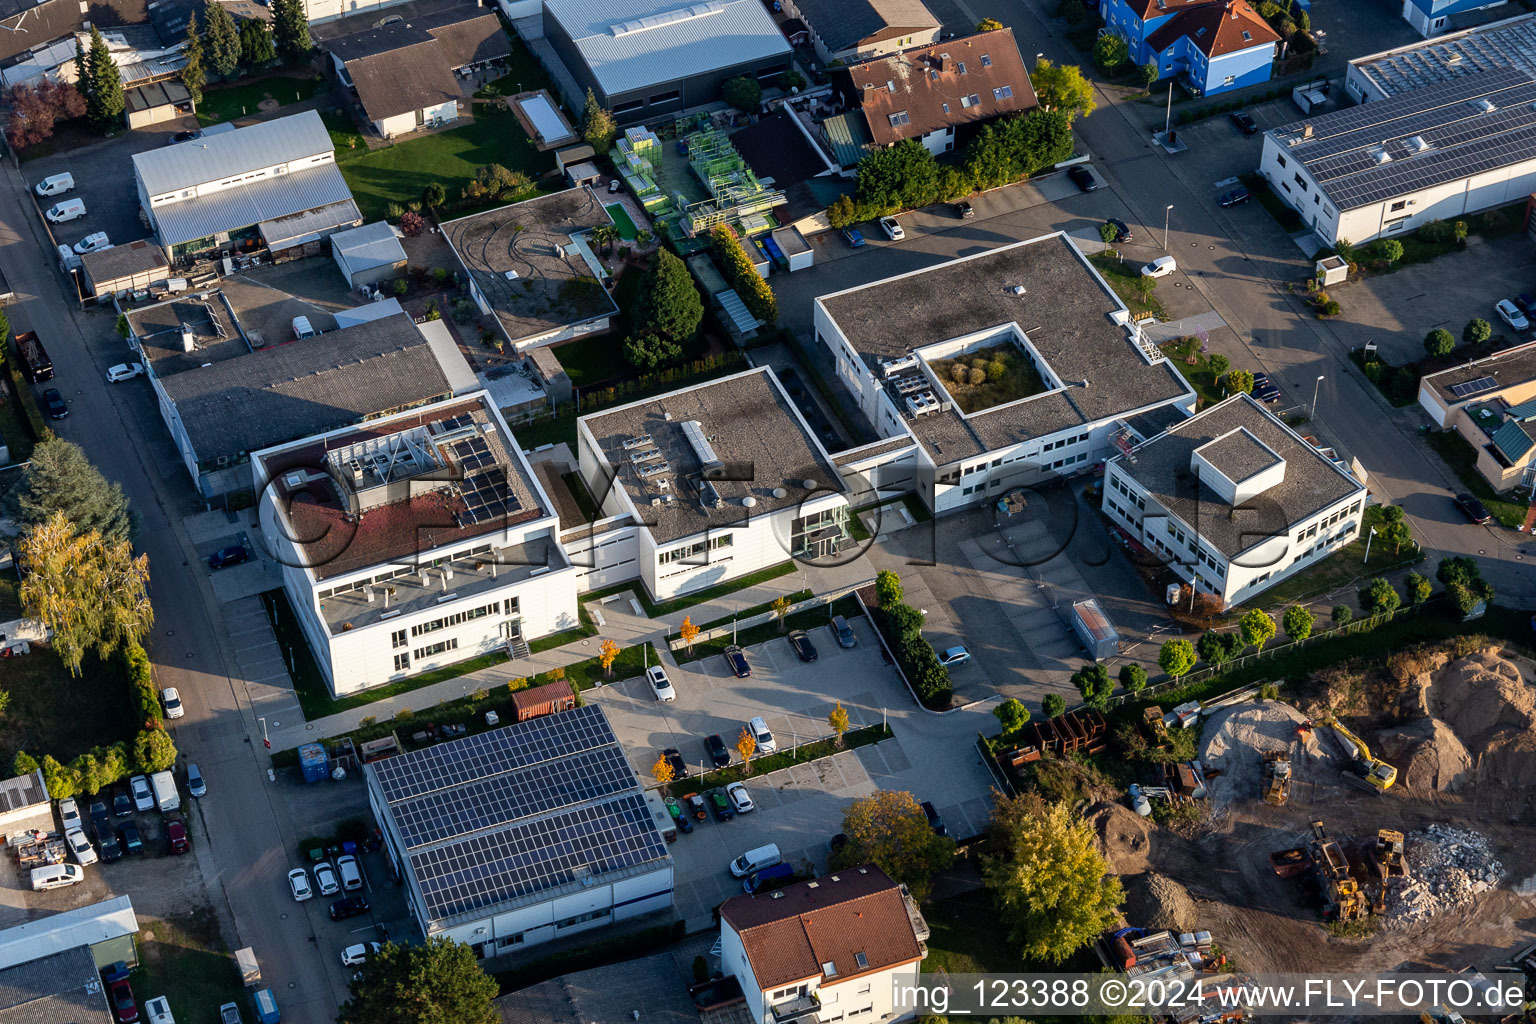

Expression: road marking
xmin=1214 ymin=176 xmax=1241 ymax=188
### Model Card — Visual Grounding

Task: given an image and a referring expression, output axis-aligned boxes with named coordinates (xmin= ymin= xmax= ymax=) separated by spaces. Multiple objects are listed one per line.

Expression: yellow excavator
xmin=1317 ymin=715 xmax=1397 ymax=793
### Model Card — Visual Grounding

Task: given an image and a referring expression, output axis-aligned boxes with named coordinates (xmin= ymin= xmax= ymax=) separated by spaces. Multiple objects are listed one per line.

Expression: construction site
xmin=1083 ymin=642 xmax=1536 ymax=990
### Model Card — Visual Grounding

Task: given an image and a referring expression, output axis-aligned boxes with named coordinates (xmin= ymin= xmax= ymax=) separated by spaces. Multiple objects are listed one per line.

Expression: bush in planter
xmin=1317 ymin=299 xmax=1341 ymax=317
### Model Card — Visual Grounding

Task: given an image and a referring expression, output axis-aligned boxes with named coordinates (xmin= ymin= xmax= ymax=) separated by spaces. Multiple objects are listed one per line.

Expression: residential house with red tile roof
xmin=718 ymin=865 xmax=929 ymax=1024
xmin=1101 ymin=0 xmax=1282 ymax=96
xmin=832 ymin=27 xmax=1038 ymax=161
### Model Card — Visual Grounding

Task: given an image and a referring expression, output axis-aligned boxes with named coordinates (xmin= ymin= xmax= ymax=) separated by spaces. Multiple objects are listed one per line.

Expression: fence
xmin=976 ymin=731 xmax=1016 ymax=798
xmin=665 ymin=585 xmax=858 ymax=651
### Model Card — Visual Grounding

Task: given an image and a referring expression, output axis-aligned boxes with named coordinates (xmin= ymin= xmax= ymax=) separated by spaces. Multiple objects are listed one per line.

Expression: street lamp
xmin=1363 ymin=526 xmax=1377 ymax=564
xmin=1163 ymin=205 xmax=1174 ymax=251
xmin=1311 ymin=374 xmax=1325 ymax=417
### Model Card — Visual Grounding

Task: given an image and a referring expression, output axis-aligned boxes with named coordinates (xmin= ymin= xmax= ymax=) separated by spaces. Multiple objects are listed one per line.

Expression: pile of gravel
xmin=1125 ymin=871 xmax=1199 ymax=933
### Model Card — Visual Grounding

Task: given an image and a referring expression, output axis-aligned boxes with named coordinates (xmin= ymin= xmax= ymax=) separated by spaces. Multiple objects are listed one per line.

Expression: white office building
xmin=1102 ymin=394 xmax=1368 ymax=608
xmin=253 ymin=392 xmax=580 ymax=695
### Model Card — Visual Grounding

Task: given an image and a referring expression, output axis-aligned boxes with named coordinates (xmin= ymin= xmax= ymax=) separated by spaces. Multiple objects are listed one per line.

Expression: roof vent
xmin=807 ymin=881 xmax=819 ymax=888
xmin=770 ymin=890 xmax=784 ymax=899
xmin=742 ymin=495 xmax=758 ymax=507
xmin=1471 ymin=97 xmax=1496 ymax=113
xmin=1009 ymin=284 xmax=1026 ymax=295
xmin=503 ymin=269 xmax=519 ymax=280
xmin=1370 ymin=147 xmax=1391 ymax=164
xmin=1406 ymin=135 xmax=1430 ymax=153
xmin=1301 ymin=123 xmax=1313 ymax=139
xmin=802 ymin=479 xmax=817 ymax=490
xmin=284 ymin=472 xmax=304 ymax=488
xmin=772 ymin=487 xmax=787 ymax=498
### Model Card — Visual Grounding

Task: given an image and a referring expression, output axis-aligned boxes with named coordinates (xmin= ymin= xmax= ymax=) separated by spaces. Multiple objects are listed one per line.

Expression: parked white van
xmin=729 ymin=843 xmax=781 ymax=878
xmin=151 ymin=770 xmax=179 ymax=812
xmin=45 ymin=199 xmax=86 ymax=223
xmin=35 ymin=172 xmax=74 ymax=197
xmin=31 ymin=863 xmax=84 ymax=890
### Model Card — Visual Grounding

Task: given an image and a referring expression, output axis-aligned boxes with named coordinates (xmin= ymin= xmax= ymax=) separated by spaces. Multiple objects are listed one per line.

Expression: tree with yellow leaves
xmin=599 ymin=638 xmax=620 ymax=677
xmin=736 ymin=728 xmax=757 ymax=773
xmin=771 ymin=595 xmax=791 ymax=633
xmin=679 ymin=616 xmax=699 ymax=654
xmin=651 ymin=753 xmax=675 ymax=789
xmin=828 ymin=701 xmax=850 ymax=747
xmin=20 ymin=510 xmax=152 ymax=676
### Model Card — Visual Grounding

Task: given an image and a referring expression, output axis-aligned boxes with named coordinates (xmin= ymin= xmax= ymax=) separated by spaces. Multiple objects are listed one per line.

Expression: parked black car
xmin=41 ymin=388 xmax=67 ymax=420
xmin=1104 ymin=218 xmax=1132 ymax=243
xmin=208 ymin=545 xmax=249 ymax=570
xmin=723 ymin=644 xmax=750 ymax=678
xmin=705 ymin=734 xmax=731 ymax=769
xmin=119 ymin=821 xmax=143 ymax=855
xmin=1218 ymin=186 xmax=1251 ymax=208
xmin=89 ymin=799 xmax=110 ymax=829
xmin=662 ymin=747 xmax=688 ymax=781
xmin=921 ymin=800 xmax=948 ymax=837
xmin=1455 ymin=493 xmax=1492 ymax=525
xmin=329 ymin=896 xmax=371 ymax=921
xmin=1067 ymin=165 xmax=1100 ymax=192
xmin=112 ymin=791 xmax=132 ymax=818
xmin=1229 ymin=110 xmax=1259 ymax=136
xmin=787 ymin=629 xmax=818 ymax=662
xmin=955 ymin=200 xmax=974 ymax=218
xmin=95 ymin=826 xmax=123 ymax=862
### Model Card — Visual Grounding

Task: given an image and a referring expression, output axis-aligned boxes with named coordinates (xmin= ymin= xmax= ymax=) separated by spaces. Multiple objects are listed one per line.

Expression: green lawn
xmin=922 ymin=887 xmax=1018 ymax=974
xmin=323 ymin=110 xmax=367 ymax=162
xmin=336 ymin=107 xmax=555 ymax=222
xmin=1239 ymin=504 xmax=1423 ymax=611
xmin=1089 ymin=253 xmax=1166 ymax=319
xmin=128 ymin=908 xmax=246 ymax=1024
xmin=605 ymin=202 xmax=640 ymax=240
xmin=1423 ymin=428 xmax=1530 ymax=528
xmin=196 ymin=74 xmax=325 ymax=125
xmin=474 ymin=35 xmax=558 ymax=101
xmin=1159 ymin=339 xmax=1228 ymax=409
xmin=0 ymin=643 xmax=136 ymax=767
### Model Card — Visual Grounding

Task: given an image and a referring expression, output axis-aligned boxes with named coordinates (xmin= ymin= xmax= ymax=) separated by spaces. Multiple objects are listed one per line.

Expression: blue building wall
xmin=1102 ymin=0 xmax=1276 ymax=95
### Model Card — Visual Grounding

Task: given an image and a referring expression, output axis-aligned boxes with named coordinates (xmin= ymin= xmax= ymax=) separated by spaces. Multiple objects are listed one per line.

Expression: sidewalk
xmin=267 ymin=553 xmax=877 ymax=748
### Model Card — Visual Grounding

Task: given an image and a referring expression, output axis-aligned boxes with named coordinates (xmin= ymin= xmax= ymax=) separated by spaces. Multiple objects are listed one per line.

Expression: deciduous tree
xmin=134 ymin=727 xmax=177 ymax=772
xmin=270 ymin=0 xmax=311 ymax=63
xmin=976 ymin=17 xmax=1004 ymax=30
xmin=1042 ymin=693 xmax=1067 ymax=718
xmin=1092 ymin=33 xmax=1128 ymax=71
xmin=201 ymin=1 xmax=241 ymax=78
xmin=770 ymin=596 xmax=791 ymax=632
xmin=830 ymin=790 xmax=955 ymax=901
xmin=1226 ymin=369 xmax=1255 ymax=395
xmin=18 ymin=512 xmax=152 ymax=676
xmin=826 ymin=194 xmax=857 ymax=229
xmin=1238 ymin=608 xmax=1276 ymax=652
xmin=1118 ymin=664 xmax=1147 ymax=693
xmin=874 ymin=569 xmax=902 ymax=609
xmin=1030 ymin=59 xmax=1095 ymax=121
xmin=1377 ymin=238 xmax=1403 ymax=264
xmin=4 ymin=79 xmax=85 ymax=150
xmin=722 ymin=75 xmax=761 ymax=112
xmin=1424 ymin=328 xmax=1455 ymax=357
xmin=1403 ymin=571 xmax=1431 ymax=605
xmin=598 ymin=639 xmax=619 ymax=677
xmin=993 ymin=697 xmax=1030 ymax=736
xmin=1140 ymin=61 xmax=1160 ymax=87
xmin=580 ymin=88 xmax=616 ymax=150
xmin=338 ymin=937 xmax=498 ymax=1024
xmin=1358 ymin=577 xmax=1401 ymax=616
xmin=983 ymin=795 xmax=1123 ymax=963
xmin=650 ymin=754 xmax=674 ymax=787
xmin=736 ymin=728 xmax=757 ymax=773
xmin=1464 ymin=318 xmax=1492 ymax=346
xmin=1331 ymin=604 xmax=1353 ymax=626
xmin=3 ymin=436 xmax=136 ymax=543
xmin=828 ymin=701 xmax=850 ymax=746
xmin=1282 ymin=604 xmax=1314 ymax=641
xmin=1159 ymin=637 xmax=1196 ymax=679
xmin=1071 ymin=663 xmax=1113 ymax=711
xmin=679 ymin=617 xmax=699 ymax=653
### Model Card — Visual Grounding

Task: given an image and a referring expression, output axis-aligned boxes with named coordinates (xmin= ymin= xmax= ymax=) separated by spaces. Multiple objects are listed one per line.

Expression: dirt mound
xmin=1084 ymin=800 xmax=1152 ymax=876
xmin=1125 ymin=871 xmax=1199 ymax=933
xmin=1414 ymin=649 xmax=1536 ymax=791
xmin=1392 ymin=719 xmax=1473 ymax=793
xmin=1198 ymin=700 xmax=1313 ymax=812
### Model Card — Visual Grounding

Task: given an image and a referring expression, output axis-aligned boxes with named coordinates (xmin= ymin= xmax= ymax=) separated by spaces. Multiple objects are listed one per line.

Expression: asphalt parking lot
xmin=589 ymin=617 xmax=998 ymax=930
xmin=26 ymin=126 xmax=182 ymax=265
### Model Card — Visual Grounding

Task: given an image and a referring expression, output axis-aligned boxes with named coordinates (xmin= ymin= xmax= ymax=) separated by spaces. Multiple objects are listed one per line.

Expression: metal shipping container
xmin=1070 ymin=598 xmax=1120 ymax=661
xmin=297 ymin=744 xmax=330 ymax=784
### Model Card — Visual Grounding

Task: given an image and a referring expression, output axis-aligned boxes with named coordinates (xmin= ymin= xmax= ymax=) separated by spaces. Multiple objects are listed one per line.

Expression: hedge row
xmin=877 ymin=604 xmax=952 ymax=710
xmin=13 ymin=643 xmax=177 ymax=802
xmin=710 ymin=225 xmax=777 ymax=323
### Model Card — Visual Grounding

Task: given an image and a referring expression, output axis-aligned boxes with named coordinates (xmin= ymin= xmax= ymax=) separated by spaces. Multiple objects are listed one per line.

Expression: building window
xmin=1293 ymin=173 xmax=1309 ymax=192
xmin=956 ymin=61 xmax=967 ymax=74
xmin=556 ymin=908 xmax=611 ymax=929
xmin=648 ymin=89 xmax=680 ymax=103
xmin=613 ymin=98 xmax=644 ymax=113
xmin=993 ymin=85 xmax=1013 ymax=100
xmin=410 ymin=602 xmax=502 ymax=637
xmin=1390 ymin=200 xmax=1407 ymax=212
xmin=1276 ymin=154 xmax=1287 ymax=168
xmin=658 ymin=534 xmax=732 ymax=565
xmin=1385 ymin=217 xmax=1409 ymax=233
xmin=888 ymin=111 xmax=911 ymax=126
xmin=413 ymin=638 xmax=459 ymax=659
xmin=959 ymin=93 xmax=980 ymax=108
xmin=1222 ymin=75 xmax=1235 ymax=86
xmin=391 ymin=629 xmax=407 ymax=649
xmin=941 ymin=102 xmax=950 ymax=113
xmin=393 ymin=653 xmax=410 ymax=671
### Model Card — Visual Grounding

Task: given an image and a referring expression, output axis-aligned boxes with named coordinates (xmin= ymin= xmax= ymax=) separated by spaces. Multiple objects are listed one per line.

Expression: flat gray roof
xmin=80 ymin=238 xmax=168 ymax=285
xmin=159 ymin=312 xmax=453 ymax=463
xmin=332 ymin=221 xmax=408 ymax=275
xmin=440 ymin=187 xmax=618 ymax=344
xmin=1115 ymin=394 xmax=1364 ymax=560
xmin=1421 ymin=338 xmax=1536 ymax=404
xmin=1197 ymin=427 xmax=1282 ymax=483
xmin=817 ymin=233 xmax=1193 ymax=463
xmin=495 ymin=953 xmax=700 ymax=1024
xmin=582 ymin=366 xmax=847 ymax=545
xmin=128 ymin=277 xmax=338 ymax=375
xmin=544 ymin=0 xmax=790 ymax=96
xmin=132 ymin=109 xmax=333 ymax=196
xmin=1270 ymin=65 xmax=1536 ymax=211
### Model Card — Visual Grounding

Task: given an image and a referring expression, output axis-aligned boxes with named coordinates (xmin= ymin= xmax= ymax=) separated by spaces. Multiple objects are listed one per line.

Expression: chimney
xmin=936 ymin=52 xmax=951 ymax=72
xmin=1229 ymin=0 xmax=1236 ymax=17
xmin=1302 ymin=123 xmax=1314 ymax=139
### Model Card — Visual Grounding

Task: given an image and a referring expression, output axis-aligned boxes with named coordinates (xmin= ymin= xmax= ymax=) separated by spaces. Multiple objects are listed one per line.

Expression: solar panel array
xmin=462 ymin=467 xmax=520 ymax=523
xmin=390 ymin=743 xmax=637 ymax=849
xmin=372 ymin=703 xmax=616 ymax=802
xmin=437 ymin=413 xmax=473 ymax=431
xmin=449 ymin=436 xmax=494 ymax=471
xmin=410 ymin=792 xmax=666 ymax=919
xmin=1448 ymin=375 xmax=1499 ymax=398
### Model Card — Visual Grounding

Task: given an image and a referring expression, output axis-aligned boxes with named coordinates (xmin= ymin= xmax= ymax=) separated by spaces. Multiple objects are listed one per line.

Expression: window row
xmin=411 ymin=601 xmax=504 ymax=637
xmin=658 ymin=534 xmax=733 ymax=564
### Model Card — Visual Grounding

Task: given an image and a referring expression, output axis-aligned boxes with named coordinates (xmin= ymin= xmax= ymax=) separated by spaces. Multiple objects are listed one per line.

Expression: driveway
xmin=25 ymin=128 xmax=178 ymax=260
xmin=587 ymin=618 xmax=998 ymax=930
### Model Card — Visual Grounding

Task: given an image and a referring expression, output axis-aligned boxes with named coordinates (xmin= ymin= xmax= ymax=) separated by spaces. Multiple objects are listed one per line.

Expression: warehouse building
xmin=542 ymin=0 xmax=791 ymax=123
xmin=1258 ymin=66 xmax=1536 ymax=245
xmin=131 ymin=110 xmax=362 ymax=261
xmin=1346 ymin=14 xmax=1536 ymax=103
xmin=366 ymin=704 xmax=673 ymax=952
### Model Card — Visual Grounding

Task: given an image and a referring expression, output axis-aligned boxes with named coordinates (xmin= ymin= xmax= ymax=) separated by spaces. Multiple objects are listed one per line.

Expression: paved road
xmin=0 ymin=165 xmax=343 ymax=1022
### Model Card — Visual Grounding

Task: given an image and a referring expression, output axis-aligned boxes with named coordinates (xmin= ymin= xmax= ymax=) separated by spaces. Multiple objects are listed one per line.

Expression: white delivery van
xmin=291 ymin=316 xmax=316 ymax=339
xmin=35 ymin=172 xmax=75 ymax=197
xmin=31 ymin=863 xmax=84 ymax=890
xmin=151 ymin=770 xmax=180 ymax=812
xmin=145 ymin=995 xmax=176 ymax=1024
xmin=45 ymin=199 xmax=86 ymax=223
xmin=729 ymin=843 xmax=781 ymax=878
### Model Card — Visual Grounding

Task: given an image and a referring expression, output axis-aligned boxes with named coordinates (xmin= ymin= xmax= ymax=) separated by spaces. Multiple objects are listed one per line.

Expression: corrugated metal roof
xmin=260 ymin=198 xmax=364 ymax=249
xmin=132 ymin=109 xmax=334 ymax=197
xmin=153 ymin=163 xmax=357 ymax=246
xmin=821 ymin=111 xmax=871 ymax=168
xmin=1491 ymin=417 xmax=1536 ymax=461
xmin=1506 ymin=397 xmax=1536 ymax=419
xmin=333 ymin=221 xmax=408 ymax=275
xmin=715 ymin=288 xmax=762 ymax=332
xmin=545 ymin=0 xmax=789 ymax=96
xmin=0 ymin=896 xmax=137 ymax=970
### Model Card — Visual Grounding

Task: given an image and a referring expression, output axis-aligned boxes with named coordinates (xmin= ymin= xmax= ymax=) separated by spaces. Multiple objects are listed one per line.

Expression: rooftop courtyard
xmin=927 ymin=342 xmax=1047 ymax=415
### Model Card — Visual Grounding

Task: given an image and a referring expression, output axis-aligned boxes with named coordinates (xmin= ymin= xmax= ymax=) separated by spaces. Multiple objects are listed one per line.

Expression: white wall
xmin=1417 ymin=382 xmax=1453 ymax=427
xmin=720 ymin=919 xmax=766 ymax=1024
xmin=563 ymin=520 xmax=643 ymax=591
xmin=432 ymin=863 xmax=673 ymax=950
xmin=144 ymin=150 xmax=336 ymax=208
xmin=304 ymin=0 xmax=413 ymax=25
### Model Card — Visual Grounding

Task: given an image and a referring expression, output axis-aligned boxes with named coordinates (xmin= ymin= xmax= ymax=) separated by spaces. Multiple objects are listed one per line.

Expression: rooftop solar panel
xmin=1448 ymin=375 xmax=1498 ymax=398
xmin=372 ymin=703 xmax=616 ymax=802
xmin=409 ymin=791 xmax=667 ymax=920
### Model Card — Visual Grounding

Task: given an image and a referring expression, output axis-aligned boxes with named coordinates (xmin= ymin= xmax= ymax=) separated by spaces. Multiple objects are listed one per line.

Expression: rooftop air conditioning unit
xmin=622 ymin=433 xmax=655 ymax=450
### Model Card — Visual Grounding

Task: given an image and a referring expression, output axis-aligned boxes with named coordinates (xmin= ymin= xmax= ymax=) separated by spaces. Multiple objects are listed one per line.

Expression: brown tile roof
xmin=1123 ymin=0 xmax=1209 ymax=19
xmin=345 ymin=37 xmax=460 ymax=122
xmin=839 ymin=28 xmax=1037 ymax=148
xmin=1145 ymin=0 xmax=1279 ymax=58
xmin=418 ymin=8 xmax=510 ymax=68
xmin=719 ymin=865 xmax=923 ymax=992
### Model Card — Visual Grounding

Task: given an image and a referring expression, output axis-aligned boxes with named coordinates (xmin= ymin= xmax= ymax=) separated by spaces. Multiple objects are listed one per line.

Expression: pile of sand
xmin=1124 ymin=871 xmax=1198 ymax=933
xmin=1084 ymin=800 xmax=1152 ymax=876
xmin=1383 ymin=719 xmax=1473 ymax=793
xmin=1402 ymin=649 xmax=1536 ymax=792
xmin=1197 ymin=700 xmax=1313 ymax=811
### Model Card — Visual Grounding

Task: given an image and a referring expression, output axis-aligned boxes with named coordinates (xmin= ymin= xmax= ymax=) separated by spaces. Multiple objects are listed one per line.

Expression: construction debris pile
xmin=1389 ymin=825 xmax=1503 ymax=926
xmin=1198 ymin=700 xmax=1313 ymax=814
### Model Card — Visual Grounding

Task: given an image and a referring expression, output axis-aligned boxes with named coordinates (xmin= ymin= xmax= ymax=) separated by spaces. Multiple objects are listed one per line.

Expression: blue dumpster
xmin=253 ymin=987 xmax=280 ymax=1023
xmin=297 ymin=743 xmax=329 ymax=784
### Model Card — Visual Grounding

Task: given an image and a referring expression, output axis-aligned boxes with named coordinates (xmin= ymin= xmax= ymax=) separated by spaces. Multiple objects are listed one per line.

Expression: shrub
xmin=1463 ymin=318 xmax=1492 ymax=346
xmin=709 ymin=225 xmax=776 ymax=323
xmin=1376 ymin=238 xmax=1403 ymax=264
xmin=1331 ymin=604 xmax=1353 ymax=626
xmin=1042 ymin=693 xmax=1067 ymax=718
xmin=392 ymin=278 xmax=408 ymax=296
xmin=967 ymin=366 xmax=986 ymax=386
xmin=874 ymin=570 xmax=903 ymax=610
xmin=398 ymin=211 xmax=426 ymax=237
xmin=1317 ymin=299 xmax=1341 ymax=317
xmin=1423 ymin=329 xmax=1455 ymax=358
xmin=1118 ymin=664 xmax=1147 ymax=693
xmin=1358 ymin=577 xmax=1401 ymax=616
